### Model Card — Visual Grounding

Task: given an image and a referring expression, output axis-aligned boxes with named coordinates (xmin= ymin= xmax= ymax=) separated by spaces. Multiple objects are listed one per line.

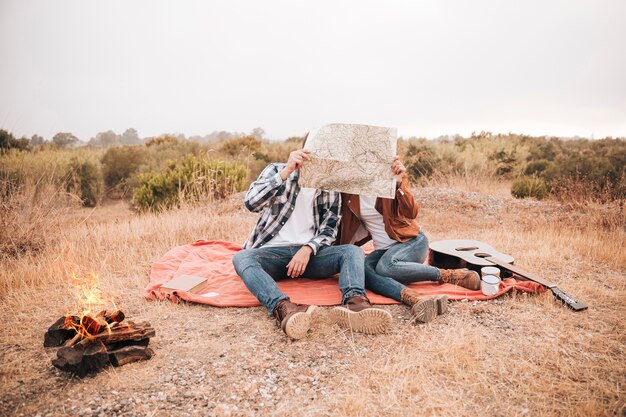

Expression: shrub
xmin=132 ymin=155 xmax=248 ymax=212
xmin=101 ymin=146 xmax=147 ymax=193
xmin=523 ymin=159 xmax=552 ymax=176
xmin=220 ymin=136 xmax=262 ymax=157
xmin=490 ymin=148 xmax=518 ymax=177
xmin=511 ymin=176 xmax=548 ymax=200
xmin=404 ymin=142 xmax=441 ymax=180
xmin=64 ymin=158 xmax=103 ymax=207
xmin=145 ymin=135 xmax=179 ymax=147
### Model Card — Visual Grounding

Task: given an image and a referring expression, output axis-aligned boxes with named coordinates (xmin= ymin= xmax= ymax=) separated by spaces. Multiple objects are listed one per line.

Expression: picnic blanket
xmin=144 ymin=240 xmax=545 ymax=306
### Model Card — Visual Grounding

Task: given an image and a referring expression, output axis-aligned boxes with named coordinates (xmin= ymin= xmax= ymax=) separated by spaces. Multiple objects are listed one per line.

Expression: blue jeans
xmin=364 ymin=231 xmax=441 ymax=302
xmin=233 ymin=244 xmax=367 ymax=314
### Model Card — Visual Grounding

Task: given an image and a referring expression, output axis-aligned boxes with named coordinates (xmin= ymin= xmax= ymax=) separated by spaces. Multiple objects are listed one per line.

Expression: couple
xmin=232 ymin=147 xmax=480 ymax=339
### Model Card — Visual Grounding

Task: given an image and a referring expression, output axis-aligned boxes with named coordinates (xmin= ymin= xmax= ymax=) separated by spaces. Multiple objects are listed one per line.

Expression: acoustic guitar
xmin=429 ymin=240 xmax=588 ymax=312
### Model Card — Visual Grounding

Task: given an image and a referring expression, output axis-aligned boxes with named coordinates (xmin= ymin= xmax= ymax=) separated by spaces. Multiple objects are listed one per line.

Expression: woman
xmin=338 ymin=156 xmax=481 ymax=323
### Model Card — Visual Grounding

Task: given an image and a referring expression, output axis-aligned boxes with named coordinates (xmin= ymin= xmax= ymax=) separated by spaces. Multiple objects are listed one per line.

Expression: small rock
xmin=213 ymin=404 xmax=231 ymax=417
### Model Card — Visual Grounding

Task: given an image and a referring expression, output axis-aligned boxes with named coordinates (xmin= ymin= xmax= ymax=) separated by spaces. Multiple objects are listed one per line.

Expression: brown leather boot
xmin=439 ymin=269 xmax=481 ymax=290
xmin=273 ymin=300 xmax=317 ymax=340
xmin=331 ymin=295 xmax=392 ymax=334
xmin=400 ymin=288 xmax=447 ymax=323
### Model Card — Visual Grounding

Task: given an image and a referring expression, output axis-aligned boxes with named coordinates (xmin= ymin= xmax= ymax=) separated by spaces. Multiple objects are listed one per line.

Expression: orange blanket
xmin=144 ymin=240 xmax=544 ymax=306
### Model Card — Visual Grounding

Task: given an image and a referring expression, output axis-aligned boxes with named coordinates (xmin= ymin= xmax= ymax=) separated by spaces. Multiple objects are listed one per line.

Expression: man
xmin=233 ymin=147 xmax=392 ymax=339
xmin=338 ymin=156 xmax=481 ymax=323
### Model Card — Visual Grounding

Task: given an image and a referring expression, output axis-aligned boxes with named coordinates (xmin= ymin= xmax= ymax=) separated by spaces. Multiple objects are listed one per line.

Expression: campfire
xmin=44 ymin=271 xmax=155 ymax=377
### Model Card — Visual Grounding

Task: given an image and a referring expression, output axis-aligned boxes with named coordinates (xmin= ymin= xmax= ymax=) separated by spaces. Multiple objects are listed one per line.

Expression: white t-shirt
xmin=359 ymin=195 xmax=397 ymax=250
xmin=264 ymin=187 xmax=317 ymax=247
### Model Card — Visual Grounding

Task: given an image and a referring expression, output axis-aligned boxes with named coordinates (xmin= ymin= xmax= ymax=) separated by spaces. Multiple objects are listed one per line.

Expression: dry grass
xmin=0 ymin=180 xmax=624 ymax=416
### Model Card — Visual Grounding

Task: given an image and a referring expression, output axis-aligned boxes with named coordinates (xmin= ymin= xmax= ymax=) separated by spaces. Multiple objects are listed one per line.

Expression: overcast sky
xmin=1 ymin=0 xmax=625 ymax=141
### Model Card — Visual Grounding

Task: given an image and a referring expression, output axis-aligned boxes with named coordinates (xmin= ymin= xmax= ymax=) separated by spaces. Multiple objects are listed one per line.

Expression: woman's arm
xmin=392 ymin=156 xmax=419 ymax=219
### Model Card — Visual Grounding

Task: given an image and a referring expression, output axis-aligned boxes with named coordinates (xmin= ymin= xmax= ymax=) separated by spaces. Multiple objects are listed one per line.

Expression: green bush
xmin=64 ymin=158 xmax=103 ymax=207
xmin=511 ymin=176 xmax=548 ymax=200
xmin=132 ymin=155 xmax=248 ymax=212
xmin=404 ymin=142 xmax=441 ymax=180
xmin=523 ymin=159 xmax=552 ymax=176
xmin=101 ymin=145 xmax=147 ymax=192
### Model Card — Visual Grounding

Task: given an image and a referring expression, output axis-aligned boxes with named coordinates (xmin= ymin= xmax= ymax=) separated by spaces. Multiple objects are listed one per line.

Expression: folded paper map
xmin=299 ymin=123 xmax=398 ymax=198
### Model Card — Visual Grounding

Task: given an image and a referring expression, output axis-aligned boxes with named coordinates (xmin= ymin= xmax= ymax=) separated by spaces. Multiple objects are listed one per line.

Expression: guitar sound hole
xmin=474 ymin=252 xmax=492 ymax=258
xmin=456 ymin=246 xmax=479 ymax=251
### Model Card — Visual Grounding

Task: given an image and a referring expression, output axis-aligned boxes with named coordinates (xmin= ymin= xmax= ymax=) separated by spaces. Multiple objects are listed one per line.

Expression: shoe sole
xmin=330 ymin=306 xmax=392 ymax=335
xmin=410 ymin=298 xmax=437 ymax=323
xmin=283 ymin=305 xmax=317 ymax=340
xmin=434 ymin=295 xmax=449 ymax=315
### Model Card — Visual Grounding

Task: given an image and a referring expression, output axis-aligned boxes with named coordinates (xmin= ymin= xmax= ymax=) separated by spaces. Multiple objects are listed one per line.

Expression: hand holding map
xmin=298 ymin=123 xmax=398 ymax=198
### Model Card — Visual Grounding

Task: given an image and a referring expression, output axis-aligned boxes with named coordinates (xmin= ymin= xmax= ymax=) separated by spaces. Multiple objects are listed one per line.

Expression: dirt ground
xmin=0 ymin=185 xmax=624 ymax=417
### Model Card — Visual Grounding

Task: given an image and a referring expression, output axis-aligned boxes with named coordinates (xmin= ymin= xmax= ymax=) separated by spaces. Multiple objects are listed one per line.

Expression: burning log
xmin=43 ymin=316 xmax=79 ymax=347
xmin=45 ymin=312 xmax=155 ymax=377
xmin=96 ymin=309 xmax=125 ymax=324
xmin=81 ymin=314 xmax=107 ymax=336
xmin=106 ymin=310 xmax=125 ymax=323
xmin=80 ymin=321 xmax=155 ymax=346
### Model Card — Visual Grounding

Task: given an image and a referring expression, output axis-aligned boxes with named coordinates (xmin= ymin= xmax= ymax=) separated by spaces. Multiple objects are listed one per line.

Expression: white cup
xmin=481 ymin=266 xmax=500 ymax=277
xmin=481 ymin=274 xmax=501 ymax=296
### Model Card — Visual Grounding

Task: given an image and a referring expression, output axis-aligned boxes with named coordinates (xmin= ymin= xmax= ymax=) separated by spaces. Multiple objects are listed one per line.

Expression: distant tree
xmin=89 ymin=130 xmax=120 ymax=148
xmin=30 ymin=134 xmax=45 ymax=146
xmin=0 ymin=129 xmax=30 ymax=151
xmin=250 ymin=127 xmax=265 ymax=140
xmin=216 ymin=131 xmax=234 ymax=141
xmin=120 ymin=128 xmax=141 ymax=145
xmin=52 ymin=132 xmax=79 ymax=148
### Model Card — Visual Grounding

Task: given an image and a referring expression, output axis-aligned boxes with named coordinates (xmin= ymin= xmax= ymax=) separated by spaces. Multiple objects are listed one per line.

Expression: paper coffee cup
xmin=481 ymin=274 xmax=501 ymax=296
xmin=481 ymin=266 xmax=500 ymax=277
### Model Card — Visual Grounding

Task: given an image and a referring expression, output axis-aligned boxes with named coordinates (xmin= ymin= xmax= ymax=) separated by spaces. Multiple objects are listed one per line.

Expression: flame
xmin=62 ymin=266 xmax=124 ymax=339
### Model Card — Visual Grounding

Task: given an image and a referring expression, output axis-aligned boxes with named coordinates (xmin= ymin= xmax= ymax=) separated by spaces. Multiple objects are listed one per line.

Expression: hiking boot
xmin=273 ymin=300 xmax=317 ymax=340
xmin=400 ymin=288 xmax=448 ymax=323
xmin=438 ymin=269 xmax=481 ymax=290
xmin=331 ymin=295 xmax=392 ymax=334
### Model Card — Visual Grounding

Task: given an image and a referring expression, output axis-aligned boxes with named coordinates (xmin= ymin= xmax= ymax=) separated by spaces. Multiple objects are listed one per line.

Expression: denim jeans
xmin=364 ymin=230 xmax=441 ymax=302
xmin=233 ymin=244 xmax=367 ymax=314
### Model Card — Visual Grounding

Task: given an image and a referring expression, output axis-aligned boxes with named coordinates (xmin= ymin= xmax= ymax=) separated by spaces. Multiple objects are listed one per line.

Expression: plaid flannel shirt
xmin=242 ymin=163 xmax=341 ymax=254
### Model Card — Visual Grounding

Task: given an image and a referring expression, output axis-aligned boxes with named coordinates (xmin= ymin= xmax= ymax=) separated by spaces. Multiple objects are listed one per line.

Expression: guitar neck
xmin=484 ymin=256 xmax=555 ymax=288
xmin=485 ymin=256 xmax=588 ymax=311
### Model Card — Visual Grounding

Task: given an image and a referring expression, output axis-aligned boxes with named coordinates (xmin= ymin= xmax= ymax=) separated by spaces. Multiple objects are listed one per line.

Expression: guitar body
xmin=429 ymin=239 xmax=588 ymax=312
xmin=428 ymin=240 xmax=515 ymax=277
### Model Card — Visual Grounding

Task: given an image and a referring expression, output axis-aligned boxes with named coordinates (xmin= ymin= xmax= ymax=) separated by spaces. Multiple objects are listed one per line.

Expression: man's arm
xmin=244 ymin=149 xmax=312 ymax=212
xmin=304 ymin=191 xmax=342 ymax=255
xmin=244 ymin=163 xmax=284 ymax=212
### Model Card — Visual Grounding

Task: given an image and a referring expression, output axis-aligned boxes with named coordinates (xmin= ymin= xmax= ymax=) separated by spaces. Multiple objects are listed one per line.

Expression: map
xmin=299 ymin=123 xmax=398 ymax=198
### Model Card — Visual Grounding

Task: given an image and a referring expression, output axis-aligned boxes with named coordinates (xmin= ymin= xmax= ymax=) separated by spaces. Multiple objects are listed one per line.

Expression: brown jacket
xmin=338 ymin=177 xmax=420 ymax=246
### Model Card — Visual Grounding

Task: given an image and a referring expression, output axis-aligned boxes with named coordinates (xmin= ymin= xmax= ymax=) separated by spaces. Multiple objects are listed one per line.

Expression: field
xmin=0 ymin=170 xmax=624 ymax=416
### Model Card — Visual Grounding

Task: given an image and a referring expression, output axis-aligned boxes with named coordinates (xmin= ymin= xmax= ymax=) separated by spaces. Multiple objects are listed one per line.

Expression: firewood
xmin=44 ymin=316 xmax=79 ymax=347
xmin=107 ymin=337 xmax=150 ymax=352
xmin=52 ymin=340 xmax=109 ymax=377
xmin=81 ymin=315 xmax=107 ymax=335
xmin=64 ymin=333 xmax=82 ymax=347
xmin=106 ymin=310 xmax=125 ymax=323
xmin=108 ymin=345 xmax=154 ymax=367
xmin=79 ymin=321 xmax=155 ymax=346
xmin=96 ymin=310 xmax=126 ymax=323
